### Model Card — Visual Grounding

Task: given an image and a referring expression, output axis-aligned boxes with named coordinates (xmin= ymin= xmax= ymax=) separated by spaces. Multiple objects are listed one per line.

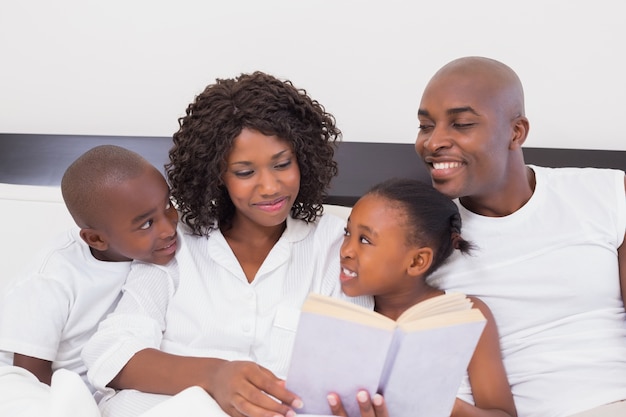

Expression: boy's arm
xmin=13 ymin=353 xmax=53 ymax=385
xmin=110 ymin=348 xmax=302 ymax=417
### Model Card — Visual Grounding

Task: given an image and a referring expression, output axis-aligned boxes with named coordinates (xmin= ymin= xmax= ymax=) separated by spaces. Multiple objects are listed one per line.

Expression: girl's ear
xmin=79 ymin=228 xmax=109 ymax=251
xmin=407 ymin=247 xmax=433 ymax=277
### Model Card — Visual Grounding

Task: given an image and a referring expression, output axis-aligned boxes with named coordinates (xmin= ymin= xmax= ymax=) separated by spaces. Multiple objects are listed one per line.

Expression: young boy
xmin=0 ymin=144 xmax=178 ymax=396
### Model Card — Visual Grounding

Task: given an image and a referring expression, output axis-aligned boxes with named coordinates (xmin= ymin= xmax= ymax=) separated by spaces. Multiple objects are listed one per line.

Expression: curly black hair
xmin=165 ymin=71 xmax=342 ymax=236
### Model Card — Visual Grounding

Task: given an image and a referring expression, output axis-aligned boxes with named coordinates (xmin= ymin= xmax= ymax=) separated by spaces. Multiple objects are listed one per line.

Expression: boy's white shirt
xmin=0 ymin=227 xmax=130 ymax=394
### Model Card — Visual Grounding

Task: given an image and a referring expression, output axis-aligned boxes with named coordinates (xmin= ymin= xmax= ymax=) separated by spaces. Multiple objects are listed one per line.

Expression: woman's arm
xmin=111 ymin=348 xmax=301 ymax=417
xmin=83 ymin=260 xmax=302 ymax=417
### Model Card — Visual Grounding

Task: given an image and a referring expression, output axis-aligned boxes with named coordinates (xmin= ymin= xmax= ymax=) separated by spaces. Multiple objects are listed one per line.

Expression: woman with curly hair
xmin=82 ymin=71 xmax=372 ymax=417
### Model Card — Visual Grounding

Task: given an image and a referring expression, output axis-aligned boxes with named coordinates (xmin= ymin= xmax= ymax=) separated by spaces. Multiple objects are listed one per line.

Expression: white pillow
xmin=0 ymin=184 xmax=75 ymax=299
xmin=323 ymin=204 xmax=352 ymax=221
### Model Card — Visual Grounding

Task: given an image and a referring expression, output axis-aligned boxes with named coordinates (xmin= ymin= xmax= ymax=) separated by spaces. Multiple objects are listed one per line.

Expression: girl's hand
xmin=327 ymin=390 xmax=389 ymax=417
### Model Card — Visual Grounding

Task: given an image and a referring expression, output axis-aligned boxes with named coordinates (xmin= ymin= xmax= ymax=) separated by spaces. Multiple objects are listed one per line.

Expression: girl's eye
xmin=139 ymin=219 xmax=153 ymax=230
xmin=359 ymin=235 xmax=371 ymax=245
xmin=343 ymin=227 xmax=351 ymax=237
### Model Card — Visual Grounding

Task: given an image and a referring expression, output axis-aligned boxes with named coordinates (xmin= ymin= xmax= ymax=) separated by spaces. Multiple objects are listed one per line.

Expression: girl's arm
xmin=451 ymin=297 xmax=517 ymax=417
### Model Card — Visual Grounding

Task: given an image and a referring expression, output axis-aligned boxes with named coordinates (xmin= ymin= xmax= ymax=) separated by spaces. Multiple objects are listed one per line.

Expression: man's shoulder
xmin=532 ymin=164 xmax=624 ymax=177
xmin=532 ymin=165 xmax=624 ymax=190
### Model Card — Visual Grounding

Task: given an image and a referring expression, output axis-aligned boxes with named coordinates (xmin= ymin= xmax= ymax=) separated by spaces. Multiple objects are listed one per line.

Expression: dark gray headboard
xmin=1 ymin=133 xmax=624 ymax=206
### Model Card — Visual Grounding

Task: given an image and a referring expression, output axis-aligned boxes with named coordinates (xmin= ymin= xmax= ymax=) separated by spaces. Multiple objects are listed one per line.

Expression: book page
xmin=381 ymin=319 xmax=487 ymax=417
xmin=285 ymin=311 xmax=395 ymax=417
xmin=302 ymin=293 xmax=394 ymax=330
xmin=398 ymin=308 xmax=486 ymax=332
xmin=397 ymin=292 xmax=472 ymax=323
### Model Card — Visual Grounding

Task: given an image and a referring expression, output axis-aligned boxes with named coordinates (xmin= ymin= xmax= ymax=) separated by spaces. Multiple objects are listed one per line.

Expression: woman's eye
xmin=275 ymin=160 xmax=292 ymax=169
xmin=234 ymin=170 xmax=254 ymax=178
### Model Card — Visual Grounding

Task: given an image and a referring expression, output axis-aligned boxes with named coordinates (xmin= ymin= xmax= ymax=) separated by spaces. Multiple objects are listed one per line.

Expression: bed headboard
xmin=1 ymin=133 xmax=624 ymax=206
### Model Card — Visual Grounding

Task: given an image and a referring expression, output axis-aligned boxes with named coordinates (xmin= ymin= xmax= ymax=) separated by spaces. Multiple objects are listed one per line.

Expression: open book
xmin=285 ymin=292 xmax=486 ymax=417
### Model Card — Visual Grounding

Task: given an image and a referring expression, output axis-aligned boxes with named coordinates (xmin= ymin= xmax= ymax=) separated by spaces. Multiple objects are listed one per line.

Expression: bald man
xmin=416 ymin=57 xmax=626 ymax=417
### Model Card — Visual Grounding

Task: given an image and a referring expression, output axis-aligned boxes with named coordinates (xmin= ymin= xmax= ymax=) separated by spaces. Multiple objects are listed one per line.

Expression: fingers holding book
xmin=327 ymin=390 xmax=389 ymax=417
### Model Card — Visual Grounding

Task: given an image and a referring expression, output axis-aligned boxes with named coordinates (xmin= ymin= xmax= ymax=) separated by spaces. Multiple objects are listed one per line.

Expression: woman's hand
xmin=209 ymin=360 xmax=302 ymax=417
xmin=327 ymin=390 xmax=389 ymax=417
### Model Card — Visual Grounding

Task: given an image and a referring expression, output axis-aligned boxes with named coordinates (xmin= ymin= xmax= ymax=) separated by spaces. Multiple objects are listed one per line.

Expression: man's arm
xmin=617 ymin=177 xmax=626 ymax=306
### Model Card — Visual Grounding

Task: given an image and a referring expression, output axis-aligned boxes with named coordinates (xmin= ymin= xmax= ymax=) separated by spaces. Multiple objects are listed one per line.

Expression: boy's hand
xmin=210 ymin=360 xmax=302 ymax=417
xmin=328 ymin=390 xmax=389 ymax=417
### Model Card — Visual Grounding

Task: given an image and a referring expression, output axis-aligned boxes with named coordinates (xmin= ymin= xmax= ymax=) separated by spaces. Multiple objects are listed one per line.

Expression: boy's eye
xmin=343 ymin=227 xmax=350 ymax=237
xmin=418 ymin=123 xmax=433 ymax=131
xmin=359 ymin=235 xmax=371 ymax=245
xmin=139 ymin=219 xmax=153 ymax=230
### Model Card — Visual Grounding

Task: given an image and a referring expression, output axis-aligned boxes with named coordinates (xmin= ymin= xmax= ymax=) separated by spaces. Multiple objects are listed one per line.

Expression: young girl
xmin=331 ymin=178 xmax=516 ymax=417
xmin=81 ymin=71 xmax=372 ymax=417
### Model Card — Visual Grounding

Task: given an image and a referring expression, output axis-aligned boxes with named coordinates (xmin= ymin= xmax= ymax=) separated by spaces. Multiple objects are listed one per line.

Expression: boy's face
xmin=86 ymin=166 xmax=178 ymax=265
xmin=222 ymin=128 xmax=300 ymax=230
xmin=339 ymin=194 xmax=415 ymax=297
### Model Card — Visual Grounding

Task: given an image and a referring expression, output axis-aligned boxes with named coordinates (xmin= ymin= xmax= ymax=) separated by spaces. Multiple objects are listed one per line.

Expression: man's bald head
xmin=426 ymin=56 xmax=526 ymax=119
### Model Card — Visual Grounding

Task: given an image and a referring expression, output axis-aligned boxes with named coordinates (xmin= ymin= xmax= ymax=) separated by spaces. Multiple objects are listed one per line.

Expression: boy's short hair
xmin=61 ymin=145 xmax=152 ymax=228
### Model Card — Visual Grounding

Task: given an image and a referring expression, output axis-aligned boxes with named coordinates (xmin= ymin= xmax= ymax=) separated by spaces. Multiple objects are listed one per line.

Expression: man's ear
xmin=407 ymin=247 xmax=433 ymax=277
xmin=79 ymin=228 xmax=108 ymax=251
xmin=509 ymin=115 xmax=530 ymax=150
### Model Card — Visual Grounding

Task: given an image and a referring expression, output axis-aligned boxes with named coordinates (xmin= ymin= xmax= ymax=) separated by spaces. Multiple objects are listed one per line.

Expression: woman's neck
xmin=221 ymin=214 xmax=287 ymax=283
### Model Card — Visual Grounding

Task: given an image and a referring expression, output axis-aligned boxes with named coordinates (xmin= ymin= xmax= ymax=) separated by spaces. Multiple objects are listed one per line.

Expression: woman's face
xmin=222 ymin=128 xmax=300 ymax=229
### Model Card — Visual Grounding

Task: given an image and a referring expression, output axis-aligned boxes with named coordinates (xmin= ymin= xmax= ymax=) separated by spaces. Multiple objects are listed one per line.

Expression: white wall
xmin=1 ymin=0 xmax=624 ymax=151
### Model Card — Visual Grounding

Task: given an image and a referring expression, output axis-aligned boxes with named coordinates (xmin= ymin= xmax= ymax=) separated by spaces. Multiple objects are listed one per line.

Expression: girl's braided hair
xmin=367 ymin=178 xmax=474 ymax=277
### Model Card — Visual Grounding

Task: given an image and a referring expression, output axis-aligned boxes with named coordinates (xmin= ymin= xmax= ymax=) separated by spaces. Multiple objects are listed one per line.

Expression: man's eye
xmin=453 ymin=123 xmax=475 ymax=129
xmin=418 ymin=124 xmax=433 ymax=131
